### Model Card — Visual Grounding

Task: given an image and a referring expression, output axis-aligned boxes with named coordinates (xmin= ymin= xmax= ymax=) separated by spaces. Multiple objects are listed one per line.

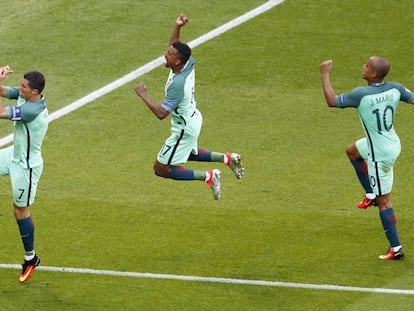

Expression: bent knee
xmin=153 ymin=161 xmax=171 ymax=178
xmin=345 ymin=143 xmax=360 ymax=160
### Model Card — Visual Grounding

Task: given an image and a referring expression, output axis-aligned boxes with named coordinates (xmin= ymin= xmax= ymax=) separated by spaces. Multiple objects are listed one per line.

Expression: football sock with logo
xmin=351 ymin=159 xmax=372 ymax=193
xmin=188 ymin=148 xmax=212 ymax=162
xmin=379 ymin=208 xmax=400 ymax=248
xmin=188 ymin=148 xmax=225 ymax=163
xmin=17 ymin=216 xmax=35 ymax=259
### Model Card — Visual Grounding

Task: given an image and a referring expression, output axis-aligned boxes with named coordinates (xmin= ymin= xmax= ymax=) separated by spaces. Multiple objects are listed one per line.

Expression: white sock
xmin=392 ymin=245 xmax=402 ymax=252
xmin=25 ymin=251 xmax=35 ymax=261
xmin=366 ymin=193 xmax=376 ymax=200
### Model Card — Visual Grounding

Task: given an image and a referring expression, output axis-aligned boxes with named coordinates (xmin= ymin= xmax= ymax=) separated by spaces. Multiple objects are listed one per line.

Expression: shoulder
xmin=343 ymin=86 xmax=370 ymax=100
xmin=383 ymin=81 xmax=411 ymax=94
xmin=349 ymin=86 xmax=370 ymax=95
xmin=21 ymin=97 xmax=47 ymax=122
xmin=168 ymin=74 xmax=185 ymax=91
xmin=336 ymin=86 xmax=368 ymax=108
xmin=385 ymin=81 xmax=414 ymax=102
xmin=187 ymin=55 xmax=195 ymax=66
xmin=180 ymin=56 xmax=195 ymax=76
xmin=384 ymin=81 xmax=404 ymax=90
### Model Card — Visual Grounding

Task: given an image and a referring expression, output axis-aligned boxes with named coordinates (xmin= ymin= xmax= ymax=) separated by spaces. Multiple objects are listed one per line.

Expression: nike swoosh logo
xmin=18 ymin=265 xmax=35 ymax=283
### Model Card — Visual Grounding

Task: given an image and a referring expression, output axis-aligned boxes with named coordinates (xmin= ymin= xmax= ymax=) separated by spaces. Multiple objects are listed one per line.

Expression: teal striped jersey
xmin=335 ymin=82 xmax=414 ymax=161
xmin=6 ymin=87 xmax=48 ymax=168
xmin=162 ymin=56 xmax=197 ymax=132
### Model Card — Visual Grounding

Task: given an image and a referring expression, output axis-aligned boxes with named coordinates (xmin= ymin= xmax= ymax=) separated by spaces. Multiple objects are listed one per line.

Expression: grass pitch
xmin=0 ymin=0 xmax=414 ymax=310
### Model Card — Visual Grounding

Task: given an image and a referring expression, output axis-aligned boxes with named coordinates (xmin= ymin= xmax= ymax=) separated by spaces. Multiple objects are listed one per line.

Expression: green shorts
xmin=355 ymin=138 xmax=395 ymax=196
xmin=0 ymin=146 xmax=43 ymax=207
xmin=157 ymin=109 xmax=202 ymax=165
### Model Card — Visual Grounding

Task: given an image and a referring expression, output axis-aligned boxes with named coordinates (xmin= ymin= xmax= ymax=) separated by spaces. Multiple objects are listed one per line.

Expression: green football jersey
xmin=335 ymin=82 xmax=414 ymax=161
xmin=161 ymin=56 xmax=197 ymax=133
xmin=6 ymin=87 xmax=48 ymax=168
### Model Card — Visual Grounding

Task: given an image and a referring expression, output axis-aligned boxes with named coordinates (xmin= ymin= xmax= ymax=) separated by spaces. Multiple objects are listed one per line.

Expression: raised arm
xmin=0 ymin=65 xmax=13 ymax=98
xmin=319 ymin=60 xmax=337 ymax=107
xmin=0 ymin=98 xmax=10 ymax=119
xmin=169 ymin=14 xmax=188 ymax=45
xmin=0 ymin=65 xmax=13 ymax=119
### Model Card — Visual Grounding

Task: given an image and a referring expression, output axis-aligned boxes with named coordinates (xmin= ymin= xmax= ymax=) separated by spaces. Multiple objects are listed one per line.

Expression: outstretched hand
xmin=0 ymin=65 xmax=13 ymax=80
xmin=176 ymin=14 xmax=188 ymax=27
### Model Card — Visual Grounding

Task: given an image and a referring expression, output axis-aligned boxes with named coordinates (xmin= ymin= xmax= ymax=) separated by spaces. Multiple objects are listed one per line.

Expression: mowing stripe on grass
xmin=0 ymin=263 xmax=413 ymax=295
xmin=0 ymin=0 xmax=285 ymax=147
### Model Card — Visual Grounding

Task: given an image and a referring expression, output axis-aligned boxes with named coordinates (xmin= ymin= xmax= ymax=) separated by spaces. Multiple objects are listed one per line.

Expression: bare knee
xmin=346 ymin=143 xmax=361 ymax=161
xmin=13 ymin=204 xmax=31 ymax=220
xmin=153 ymin=161 xmax=171 ymax=178
xmin=376 ymin=194 xmax=393 ymax=210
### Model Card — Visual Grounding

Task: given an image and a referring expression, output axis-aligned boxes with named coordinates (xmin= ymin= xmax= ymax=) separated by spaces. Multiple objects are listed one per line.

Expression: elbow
xmin=327 ymin=101 xmax=337 ymax=108
xmin=324 ymin=95 xmax=337 ymax=107
xmin=157 ymin=110 xmax=170 ymax=120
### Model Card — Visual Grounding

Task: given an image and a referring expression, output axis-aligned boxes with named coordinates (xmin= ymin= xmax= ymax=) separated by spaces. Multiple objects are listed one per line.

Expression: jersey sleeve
xmin=398 ymin=85 xmax=414 ymax=103
xmin=335 ymin=87 xmax=364 ymax=108
xmin=6 ymin=101 xmax=46 ymax=122
xmin=5 ymin=87 xmax=20 ymax=100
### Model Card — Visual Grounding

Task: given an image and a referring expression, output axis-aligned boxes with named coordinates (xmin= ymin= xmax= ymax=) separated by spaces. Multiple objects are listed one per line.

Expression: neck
xmin=365 ymin=78 xmax=384 ymax=86
xmin=172 ymin=64 xmax=184 ymax=74
xmin=27 ymin=94 xmax=41 ymax=102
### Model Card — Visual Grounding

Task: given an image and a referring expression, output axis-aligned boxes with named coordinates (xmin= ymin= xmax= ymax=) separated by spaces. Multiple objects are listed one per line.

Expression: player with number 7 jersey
xmin=0 ymin=66 xmax=48 ymax=282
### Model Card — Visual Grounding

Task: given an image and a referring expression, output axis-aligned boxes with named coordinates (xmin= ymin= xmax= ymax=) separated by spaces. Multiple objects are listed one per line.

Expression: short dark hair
xmin=172 ymin=42 xmax=191 ymax=64
xmin=24 ymin=71 xmax=45 ymax=93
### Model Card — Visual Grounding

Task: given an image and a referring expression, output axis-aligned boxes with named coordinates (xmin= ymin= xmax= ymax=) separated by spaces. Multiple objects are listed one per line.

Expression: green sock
xmin=211 ymin=152 xmax=225 ymax=163
xmin=194 ymin=170 xmax=207 ymax=181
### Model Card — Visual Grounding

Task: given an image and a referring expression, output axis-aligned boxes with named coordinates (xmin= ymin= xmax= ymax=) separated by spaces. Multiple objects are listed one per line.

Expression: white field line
xmin=0 ymin=0 xmax=285 ymax=147
xmin=3 ymin=0 xmax=412 ymax=298
xmin=0 ymin=263 xmax=413 ymax=295
xmin=1 ymin=0 xmax=412 ymax=297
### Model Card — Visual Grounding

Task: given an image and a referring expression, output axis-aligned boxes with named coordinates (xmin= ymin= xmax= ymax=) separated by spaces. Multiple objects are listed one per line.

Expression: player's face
xmin=164 ymin=45 xmax=180 ymax=68
xmin=19 ymin=78 xmax=33 ymax=100
xmin=19 ymin=78 xmax=39 ymax=101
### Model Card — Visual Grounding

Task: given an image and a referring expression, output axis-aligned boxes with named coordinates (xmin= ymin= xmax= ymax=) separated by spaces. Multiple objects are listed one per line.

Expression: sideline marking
xmin=0 ymin=263 xmax=413 ymax=295
xmin=0 ymin=0 xmax=285 ymax=147
xmin=3 ymin=0 xmax=411 ymax=298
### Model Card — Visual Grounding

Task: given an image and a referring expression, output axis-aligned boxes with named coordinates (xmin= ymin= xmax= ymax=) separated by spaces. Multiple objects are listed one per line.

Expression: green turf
xmin=0 ymin=0 xmax=414 ymax=310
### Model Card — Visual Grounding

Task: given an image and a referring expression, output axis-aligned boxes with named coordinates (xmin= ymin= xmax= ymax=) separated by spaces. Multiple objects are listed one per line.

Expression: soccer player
xmin=134 ymin=14 xmax=244 ymax=199
xmin=0 ymin=65 xmax=48 ymax=282
xmin=320 ymin=56 xmax=414 ymax=260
